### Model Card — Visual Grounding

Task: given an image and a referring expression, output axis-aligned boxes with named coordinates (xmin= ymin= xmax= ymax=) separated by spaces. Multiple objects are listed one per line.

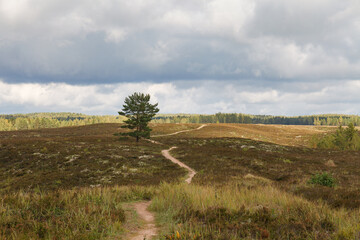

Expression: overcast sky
xmin=1 ymin=0 xmax=360 ymax=115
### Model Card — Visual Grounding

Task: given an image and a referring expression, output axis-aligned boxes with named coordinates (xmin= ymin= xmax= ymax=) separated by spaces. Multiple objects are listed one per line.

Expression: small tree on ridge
xmin=118 ymin=92 xmax=159 ymax=142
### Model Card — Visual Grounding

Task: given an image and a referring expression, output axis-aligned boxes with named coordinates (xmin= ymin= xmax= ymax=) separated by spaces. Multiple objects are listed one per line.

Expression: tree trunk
xmin=136 ymin=136 xmax=139 ymax=142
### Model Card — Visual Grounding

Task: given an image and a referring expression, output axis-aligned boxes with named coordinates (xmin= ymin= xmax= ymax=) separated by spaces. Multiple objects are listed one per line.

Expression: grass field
xmin=1 ymin=123 xmax=360 ymax=239
xmin=157 ymin=125 xmax=360 ymax=209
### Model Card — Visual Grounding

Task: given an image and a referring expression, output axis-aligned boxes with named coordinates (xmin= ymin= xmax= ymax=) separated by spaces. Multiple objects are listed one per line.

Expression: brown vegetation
xmin=153 ymin=124 xmax=360 ymax=209
xmin=0 ymin=124 xmax=186 ymax=192
xmin=1 ymin=123 xmax=360 ymax=239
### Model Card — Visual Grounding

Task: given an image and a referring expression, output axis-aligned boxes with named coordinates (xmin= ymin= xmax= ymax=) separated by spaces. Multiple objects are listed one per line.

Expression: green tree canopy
xmin=119 ymin=92 xmax=159 ymax=142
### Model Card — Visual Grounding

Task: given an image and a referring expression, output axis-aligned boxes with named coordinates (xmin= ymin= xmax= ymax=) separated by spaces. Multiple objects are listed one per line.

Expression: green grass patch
xmin=309 ymin=172 xmax=336 ymax=188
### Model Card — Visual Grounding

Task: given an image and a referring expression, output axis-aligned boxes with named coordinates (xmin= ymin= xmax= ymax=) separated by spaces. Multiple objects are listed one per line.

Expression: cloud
xmin=1 ymin=79 xmax=360 ymax=116
xmin=0 ymin=1 xmax=359 ymax=115
xmin=1 ymin=0 xmax=360 ymax=84
xmin=104 ymin=28 xmax=127 ymax=43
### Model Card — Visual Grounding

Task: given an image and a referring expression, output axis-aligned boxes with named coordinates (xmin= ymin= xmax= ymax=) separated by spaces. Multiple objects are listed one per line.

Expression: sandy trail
xmin=152 ymin=124 xmax=207 ymax=137
xmin=161 ymin=147 xmax=196 ymax=184
xmin=129 ymin=124 xmax=206 ymax=239
xmin=145 ymin=139 xmax=163 ymax=145
xmin=130 ymin=201 xmax=158 ymax=240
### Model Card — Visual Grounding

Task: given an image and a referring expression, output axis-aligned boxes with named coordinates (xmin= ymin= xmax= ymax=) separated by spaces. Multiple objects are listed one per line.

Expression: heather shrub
xmin=309 ymin=172 xmax=336 ymax=187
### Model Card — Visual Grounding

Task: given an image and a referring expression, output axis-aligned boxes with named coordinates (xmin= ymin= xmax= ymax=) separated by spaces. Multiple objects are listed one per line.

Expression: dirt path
xmin=130 ymin=201 xmax=158 ymax=240
xmin=161 ymin=147 xmax=196 ymax=184
xmin=152 ymin=124 xmax=207 ymax=137
xmin=129 ymin=124 xmax=206 ymax=239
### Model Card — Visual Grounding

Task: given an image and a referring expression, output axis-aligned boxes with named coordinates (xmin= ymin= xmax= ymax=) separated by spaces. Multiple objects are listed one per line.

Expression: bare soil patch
xmin=129 ymin=201 xmax=158 ymax=240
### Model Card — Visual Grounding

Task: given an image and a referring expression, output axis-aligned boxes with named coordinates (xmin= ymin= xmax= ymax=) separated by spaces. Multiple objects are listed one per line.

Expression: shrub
xmin=316 ymin=123 xmax=360 ymax=150
xmin=309 ymin=172 xmax=336 ymax=187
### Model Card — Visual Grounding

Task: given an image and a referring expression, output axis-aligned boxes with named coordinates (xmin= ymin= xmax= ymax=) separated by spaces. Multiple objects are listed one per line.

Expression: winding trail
xmin=161 ymin=147 xmax=196 ymax=184
xmin=129 ymin=124 xmax=206 ymax=240
xmin=152 ymin=124 xmax=207 ymax=138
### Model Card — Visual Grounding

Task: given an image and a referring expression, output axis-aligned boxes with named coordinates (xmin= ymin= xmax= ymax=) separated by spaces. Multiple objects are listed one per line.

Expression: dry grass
xmin=155 ymin=123 xmax=334 ymax=147
xmin=151 ymin=182 xmax=360 ymax=239
xmin=153 ymin=125 xmax=360 ymax=209
xmin=150 ymin=123 xmax=202 ymax=136
xmin=0 ymin=185 xmax=156 ymax=239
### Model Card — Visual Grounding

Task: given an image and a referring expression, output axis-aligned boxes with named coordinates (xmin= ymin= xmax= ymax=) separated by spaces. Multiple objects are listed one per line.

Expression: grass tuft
xmin=151 ymin=182 xmax=360 ymax=239
xmin=0 ymin=186 xmax=156 ymax=239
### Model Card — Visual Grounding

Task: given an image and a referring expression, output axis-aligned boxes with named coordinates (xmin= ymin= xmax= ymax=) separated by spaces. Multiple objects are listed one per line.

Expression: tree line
xmin=1 ymin=112 xmax=360 ymax=131
xmin=0 ymin=113 xmax=126 ymax=131
xmin=152 ymin=113 xmax=360 ymax=126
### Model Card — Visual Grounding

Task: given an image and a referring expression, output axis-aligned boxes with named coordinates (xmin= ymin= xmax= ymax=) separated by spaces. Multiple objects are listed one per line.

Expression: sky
xmin=1 ymin=0 xmax=360 ymax=115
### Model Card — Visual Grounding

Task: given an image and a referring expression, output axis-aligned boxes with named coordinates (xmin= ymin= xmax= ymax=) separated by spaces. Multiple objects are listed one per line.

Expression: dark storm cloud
xmin=1 ymin=0 xmax=359 ymax=84
xmin=1 ymin=0 xmax=360 ymax=115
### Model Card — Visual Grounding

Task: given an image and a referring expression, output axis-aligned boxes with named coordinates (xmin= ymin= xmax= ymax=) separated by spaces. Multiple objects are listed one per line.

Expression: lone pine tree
xmin=119 ymin=92 xmax=159 ymax=142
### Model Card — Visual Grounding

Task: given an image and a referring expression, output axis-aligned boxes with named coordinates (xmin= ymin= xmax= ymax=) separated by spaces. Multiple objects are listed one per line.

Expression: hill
xmin=0 ymin=123 xmax=359 ymax=239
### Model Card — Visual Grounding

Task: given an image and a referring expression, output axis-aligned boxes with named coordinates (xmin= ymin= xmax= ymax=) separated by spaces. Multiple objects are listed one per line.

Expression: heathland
xmin=0 ymin=122 xmax=360 ymax=239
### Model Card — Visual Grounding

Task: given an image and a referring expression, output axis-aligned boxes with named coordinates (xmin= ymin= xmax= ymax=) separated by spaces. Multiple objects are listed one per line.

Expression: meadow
xmin=0 ymin=123 xmax=359 ymax=239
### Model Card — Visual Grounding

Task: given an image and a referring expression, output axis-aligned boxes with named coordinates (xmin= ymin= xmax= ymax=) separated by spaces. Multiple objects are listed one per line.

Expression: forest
xmin=0 ymin=112 xmax=359 ymax=131
xmin=0 ymin=113 xmax=125 ymax=131
xmin=153 ymin=113 xmax=360 ymax=126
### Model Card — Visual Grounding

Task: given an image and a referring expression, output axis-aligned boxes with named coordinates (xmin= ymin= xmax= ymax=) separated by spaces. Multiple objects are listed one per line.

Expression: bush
xmin=309 ymin=172 xmax=336 ymax=187
xmin=316 ymin=123 xmax=360 ymax=150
